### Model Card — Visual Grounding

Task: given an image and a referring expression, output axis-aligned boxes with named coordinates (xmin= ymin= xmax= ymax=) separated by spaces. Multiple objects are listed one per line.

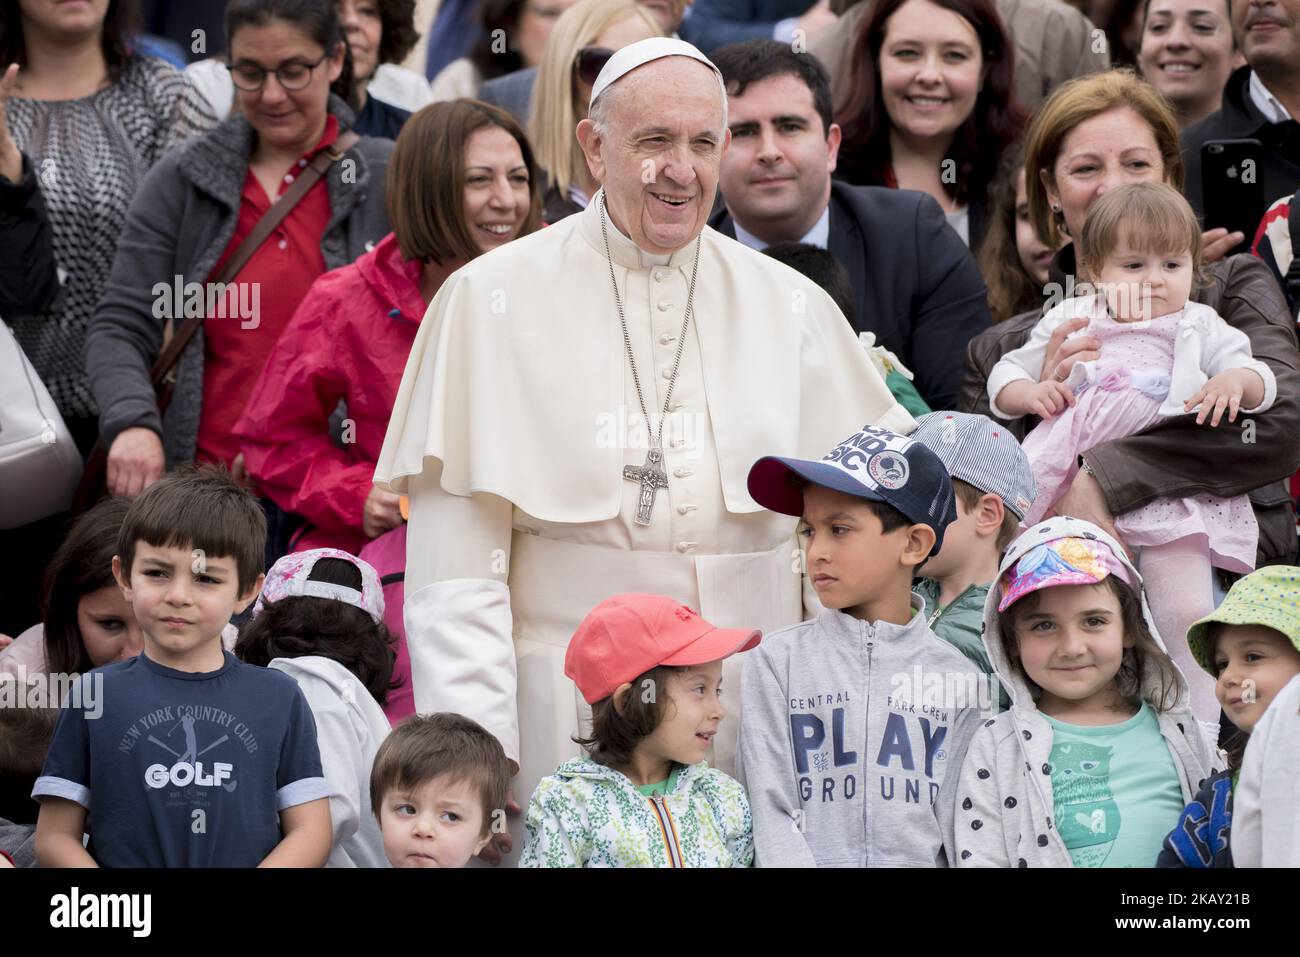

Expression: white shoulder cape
xmin=374 ymin=194 xmax=914 ymax=522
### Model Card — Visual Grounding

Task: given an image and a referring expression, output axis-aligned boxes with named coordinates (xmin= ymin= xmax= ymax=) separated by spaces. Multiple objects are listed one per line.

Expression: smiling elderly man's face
xmin=577 ymin=57 xmax=729 ymax=255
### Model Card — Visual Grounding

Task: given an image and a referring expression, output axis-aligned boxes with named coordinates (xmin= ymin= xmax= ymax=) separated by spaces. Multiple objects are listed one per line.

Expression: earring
xmin=1051 ymin=203 xmax=1061 ymax=213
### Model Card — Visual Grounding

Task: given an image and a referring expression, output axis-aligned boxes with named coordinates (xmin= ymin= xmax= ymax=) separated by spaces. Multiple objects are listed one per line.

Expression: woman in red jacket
xmin=234 ymin=99 xmax=543 ymax=554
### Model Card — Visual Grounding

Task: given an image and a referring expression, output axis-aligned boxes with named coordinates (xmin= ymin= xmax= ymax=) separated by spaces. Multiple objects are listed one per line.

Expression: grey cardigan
xmin=84 ymin=97 xmax=393 ymax=467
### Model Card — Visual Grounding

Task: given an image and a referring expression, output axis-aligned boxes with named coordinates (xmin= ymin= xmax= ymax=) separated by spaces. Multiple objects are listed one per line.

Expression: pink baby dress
xmin=1020 ymin=307 xmax=1257 ymax=573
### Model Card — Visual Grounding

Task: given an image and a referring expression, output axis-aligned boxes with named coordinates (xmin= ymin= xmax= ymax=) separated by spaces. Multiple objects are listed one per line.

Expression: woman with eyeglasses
xmin=528 ymin=0 xmax=662 ymax=224
xmin=84 ymin=0 xmax=392 ymax=555
xmin=431 ymin=0 xmax=583 ymax=101
xmin=186 ymin=1 xmax=429 ymax=137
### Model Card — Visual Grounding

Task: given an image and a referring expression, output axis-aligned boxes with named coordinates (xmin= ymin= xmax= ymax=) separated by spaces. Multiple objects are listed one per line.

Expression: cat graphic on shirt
xmin=1051 ymin=741 xmax=1120 ymax=867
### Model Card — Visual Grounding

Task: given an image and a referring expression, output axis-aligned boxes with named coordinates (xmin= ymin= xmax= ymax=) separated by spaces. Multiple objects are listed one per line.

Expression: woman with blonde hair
xmin=528 ymin=0 xmax=661 ymax=223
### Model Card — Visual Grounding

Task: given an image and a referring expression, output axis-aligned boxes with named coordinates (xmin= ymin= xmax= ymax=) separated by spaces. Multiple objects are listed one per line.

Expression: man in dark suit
xmin=709 ymin=40 xmax=991 ymax=410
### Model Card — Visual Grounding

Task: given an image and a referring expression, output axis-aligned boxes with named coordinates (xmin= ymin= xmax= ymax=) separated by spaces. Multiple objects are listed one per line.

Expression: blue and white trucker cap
xmin=747 ymin=425 xmax=958 ymax=556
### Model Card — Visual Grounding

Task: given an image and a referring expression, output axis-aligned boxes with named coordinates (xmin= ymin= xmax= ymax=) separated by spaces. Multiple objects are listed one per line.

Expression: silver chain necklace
xmin=600 ymin=192 xmax=702 ymax=526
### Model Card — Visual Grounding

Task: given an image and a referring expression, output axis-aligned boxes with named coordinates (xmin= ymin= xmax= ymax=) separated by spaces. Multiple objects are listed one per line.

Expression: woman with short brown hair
xmin=1022 ymin=68 xmax=1185 ymax=252
xmin=386 ymin=99 xmax=542 ymax=266
xmin=233 ymin=99 xmax=541 ymax=555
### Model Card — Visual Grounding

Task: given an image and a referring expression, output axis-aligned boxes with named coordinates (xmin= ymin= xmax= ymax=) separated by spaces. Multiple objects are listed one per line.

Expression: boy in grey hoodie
xmin=739 ymin=425 xmax=994 ymax=867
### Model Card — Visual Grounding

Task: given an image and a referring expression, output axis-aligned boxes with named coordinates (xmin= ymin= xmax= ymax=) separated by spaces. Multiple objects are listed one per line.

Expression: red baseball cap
xmin=564 ymin=594 xmax=762 ymax=704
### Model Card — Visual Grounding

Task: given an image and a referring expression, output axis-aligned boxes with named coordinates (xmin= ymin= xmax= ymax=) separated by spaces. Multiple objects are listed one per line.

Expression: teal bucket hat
xmin=1186 ymin=565 xmax=1300 ymax=674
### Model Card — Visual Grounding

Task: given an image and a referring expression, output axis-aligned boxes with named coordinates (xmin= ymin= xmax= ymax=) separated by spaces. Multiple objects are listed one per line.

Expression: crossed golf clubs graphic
xmin=148 ymin=714 xmax=238 ymax=792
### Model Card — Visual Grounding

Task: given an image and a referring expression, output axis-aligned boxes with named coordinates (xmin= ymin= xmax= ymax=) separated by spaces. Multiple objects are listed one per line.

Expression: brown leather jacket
xmin=960 ymin=248 xmax=1300 ymax=567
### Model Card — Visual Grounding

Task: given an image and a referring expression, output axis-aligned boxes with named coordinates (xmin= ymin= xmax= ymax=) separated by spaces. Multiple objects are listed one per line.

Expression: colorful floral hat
xmin=998 ymin=536 xmax=1136 ymax=613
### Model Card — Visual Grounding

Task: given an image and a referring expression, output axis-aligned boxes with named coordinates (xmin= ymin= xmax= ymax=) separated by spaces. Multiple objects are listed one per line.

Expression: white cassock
xmin=374 ymin=191 xmax=915 ymax=860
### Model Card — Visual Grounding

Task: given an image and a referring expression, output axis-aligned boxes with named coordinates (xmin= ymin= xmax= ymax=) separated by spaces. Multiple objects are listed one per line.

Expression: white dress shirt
xmin=731 ymin=204 xmax=831 ymax=251
xmin=1248 ymin=70 xmax=1293 ymax=123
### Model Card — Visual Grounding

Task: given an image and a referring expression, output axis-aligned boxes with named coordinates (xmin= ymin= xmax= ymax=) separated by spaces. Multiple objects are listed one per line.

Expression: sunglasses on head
xmin=573 ymin=46 xmax=615 ymax=86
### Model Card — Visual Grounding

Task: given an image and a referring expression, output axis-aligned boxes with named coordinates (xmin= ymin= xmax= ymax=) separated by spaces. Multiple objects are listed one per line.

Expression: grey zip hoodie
xmin=949 ymin=517 xmax=1219 ymax=867
xmin=737 ymin=596 xmax=994 ymax=867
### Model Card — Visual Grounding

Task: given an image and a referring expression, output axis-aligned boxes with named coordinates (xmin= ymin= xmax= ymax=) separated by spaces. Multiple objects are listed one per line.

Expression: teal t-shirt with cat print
xmin=1043 ymin=702 xmax=1185 ymax=868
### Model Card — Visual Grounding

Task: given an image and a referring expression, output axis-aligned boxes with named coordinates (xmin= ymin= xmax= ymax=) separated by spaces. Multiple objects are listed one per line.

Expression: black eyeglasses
xmin=227 ymin=53 xmax=329 ymax=92
xmin=573 ymin=46 xmax=615 ymax=87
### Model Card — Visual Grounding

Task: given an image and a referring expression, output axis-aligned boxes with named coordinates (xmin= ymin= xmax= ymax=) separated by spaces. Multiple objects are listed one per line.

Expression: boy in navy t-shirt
xmin=33 ymin=467 xmax=332 ymax=867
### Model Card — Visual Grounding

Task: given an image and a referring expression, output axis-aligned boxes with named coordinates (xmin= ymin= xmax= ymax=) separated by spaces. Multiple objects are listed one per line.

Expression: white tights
xmin=1136 ymin=537 xmax=1222 ymax=728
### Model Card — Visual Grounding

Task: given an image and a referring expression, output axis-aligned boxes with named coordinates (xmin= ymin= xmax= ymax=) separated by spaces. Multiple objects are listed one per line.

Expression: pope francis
xmin=374 ymin=37 xmax=915 ymax=863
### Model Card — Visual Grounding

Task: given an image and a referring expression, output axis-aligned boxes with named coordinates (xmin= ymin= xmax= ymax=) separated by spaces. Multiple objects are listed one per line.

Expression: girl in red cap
xmin=520 ymin=593 xmax=759 ymax=867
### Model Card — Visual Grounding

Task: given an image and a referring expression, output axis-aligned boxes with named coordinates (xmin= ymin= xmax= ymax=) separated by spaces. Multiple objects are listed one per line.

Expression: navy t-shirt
xmin=34 ymin=652 xmax=328 ymax=867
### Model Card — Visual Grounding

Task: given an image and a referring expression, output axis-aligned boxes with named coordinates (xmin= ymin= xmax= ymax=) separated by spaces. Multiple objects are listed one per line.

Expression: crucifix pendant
xmin=623 ymin=447 xmax=670 ymax=526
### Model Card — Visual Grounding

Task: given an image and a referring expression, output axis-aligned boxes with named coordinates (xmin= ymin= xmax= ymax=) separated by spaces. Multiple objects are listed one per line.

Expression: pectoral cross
xmin=624 ymin=447 xmax=670 ymax=526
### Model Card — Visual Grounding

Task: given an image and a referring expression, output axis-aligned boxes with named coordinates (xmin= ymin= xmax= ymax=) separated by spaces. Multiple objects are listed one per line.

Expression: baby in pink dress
xmin=988 ymin=183 xmax=1277 ymax=727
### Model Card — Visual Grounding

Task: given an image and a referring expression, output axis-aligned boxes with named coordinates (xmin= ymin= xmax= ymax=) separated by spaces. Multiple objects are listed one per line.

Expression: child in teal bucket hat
xmin=1157 ymin=565 xmax=1300 ymax=868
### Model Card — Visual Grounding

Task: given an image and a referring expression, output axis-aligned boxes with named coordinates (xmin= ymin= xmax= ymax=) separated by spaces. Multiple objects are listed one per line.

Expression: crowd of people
xmin=1 ymin=0 xmax=1300 ymax=869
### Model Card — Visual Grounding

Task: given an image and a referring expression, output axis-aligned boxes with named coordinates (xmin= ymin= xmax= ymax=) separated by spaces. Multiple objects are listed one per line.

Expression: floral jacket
xmin=520 ymin=757 xmax=753 ymax=868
